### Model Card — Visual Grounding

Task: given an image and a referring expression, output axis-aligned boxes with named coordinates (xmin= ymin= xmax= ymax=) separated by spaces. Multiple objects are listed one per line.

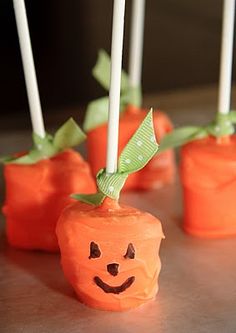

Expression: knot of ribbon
xmin=158 ymin=111 xmax=236 ymax=152
xmin=83 ymin=49 xmax=142 ymax=132
xmin=73 ymin=110 xmax=158 ymax=205
xmin=2 ymin=118 xmax=86 ymax=165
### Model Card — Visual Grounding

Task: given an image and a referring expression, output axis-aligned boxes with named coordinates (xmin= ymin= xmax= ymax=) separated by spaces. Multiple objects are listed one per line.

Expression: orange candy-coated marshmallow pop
xmin=160 ymin=109 xmax=236 ymax=238
xmin=3 ymin=150 xmax=96 ymax=251
xmin=159 ymin=0 xmax=236 ymax=238
xmin=87 ymin=105 xmax=175 ymax=190
xmin=2 ymin=120 xmax=96 ymax=252
xmin=8 ymin=2 xmax=94 ymax=251
xmin=85 ymin=50 xmax=175 ymax=190
xmin=180 ymin=135 xmax=236 ymax=238
xmin=57 ymin=111 xmax=164 ymax=311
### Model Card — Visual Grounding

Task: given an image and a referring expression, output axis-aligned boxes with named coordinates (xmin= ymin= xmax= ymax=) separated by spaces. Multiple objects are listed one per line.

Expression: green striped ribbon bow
xmin=83 ymin=49 xmax=142 ymax=132
xmin=158 ymin=111 xmax=236 ymax=152
xmin=1 ymin=118 xmax=86 ymax=165
xmin=73 ymin=110 xmax=158 ymax=206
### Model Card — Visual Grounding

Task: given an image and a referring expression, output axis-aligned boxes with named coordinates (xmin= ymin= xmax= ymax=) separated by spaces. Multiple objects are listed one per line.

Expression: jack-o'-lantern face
xmin=89 ymin=241 xmax=136 ymax=294
xmin=72 ymin=231 xmax=162 ymax=311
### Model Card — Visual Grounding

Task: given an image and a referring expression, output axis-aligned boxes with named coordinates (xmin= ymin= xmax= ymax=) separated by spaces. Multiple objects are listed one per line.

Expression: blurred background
xmin=0 ymin=0 xmax=235 ymax=130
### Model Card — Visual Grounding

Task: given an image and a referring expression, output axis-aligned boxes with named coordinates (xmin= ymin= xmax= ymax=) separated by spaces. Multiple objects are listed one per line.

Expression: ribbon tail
xmin=158 ymin=126 xmax=207 ymax=152
xmin=229 ymin=110 xmax=236 ymax=123
xmin=53 ymin=118 xmax=86 ymax=149
xmin=121 ymin=86 xmax=142 ymax=108
xmin=0 ymin=154 xmax=18 ymax=164
xmin=71 ymin=192 xmax=106 ymax=206
xmin=84 ymin=97 xmax=109 ymax=132
xmin=119 ymin=109 xmax=159 ymax=173
xmin=92 ymin=49 xmax=130 ymax=92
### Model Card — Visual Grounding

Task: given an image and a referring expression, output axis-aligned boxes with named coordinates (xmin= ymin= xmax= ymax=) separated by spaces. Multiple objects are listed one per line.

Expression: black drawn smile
xmin=94 ymin=276 xmax=135 ymax=294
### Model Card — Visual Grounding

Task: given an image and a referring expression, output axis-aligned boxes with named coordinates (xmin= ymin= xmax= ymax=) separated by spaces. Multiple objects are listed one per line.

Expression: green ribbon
xmin=2 ymin=118 xmax=86 ymax=165
xmin=159 ymin=111 xmax=236 ymax=152
xmin=73 ymin=110 xmax=158 ymax=205
xmin=84 ymin=49 xmax=142 ymax=132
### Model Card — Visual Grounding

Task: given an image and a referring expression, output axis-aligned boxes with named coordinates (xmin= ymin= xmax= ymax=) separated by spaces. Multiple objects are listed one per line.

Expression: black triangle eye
xmin=124 ymin=243 xmax=135 ymax=259
xmin=89 ymin=242 xmax=101 ymax=259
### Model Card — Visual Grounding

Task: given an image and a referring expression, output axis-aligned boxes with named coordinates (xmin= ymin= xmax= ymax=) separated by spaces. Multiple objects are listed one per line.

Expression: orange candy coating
xmin=180 ymin=135 xmax=236 ymax=238
xmin=3 ymin=149 xmax=96 ymax=252
xmin=87 ymin=105 xmax=175 ymax=190
xmin=56 ymin=198 xmax=164 ymax=311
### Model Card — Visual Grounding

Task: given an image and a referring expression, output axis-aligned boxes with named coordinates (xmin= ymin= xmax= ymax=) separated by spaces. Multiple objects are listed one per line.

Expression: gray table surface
xmin=1 ymin=86 xmax=236 ymax=333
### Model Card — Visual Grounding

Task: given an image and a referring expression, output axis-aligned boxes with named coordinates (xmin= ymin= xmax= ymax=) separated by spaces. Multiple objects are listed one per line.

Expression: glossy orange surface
xmin=3 ymin=149 xmax=96 ymax=252
xmin=180 ymin=135 xmax=236 ymax=238
xmin=56 ymin=197 xmax=164 ymax=311
xmin=87 ymin=105 xmax=175 ymax=190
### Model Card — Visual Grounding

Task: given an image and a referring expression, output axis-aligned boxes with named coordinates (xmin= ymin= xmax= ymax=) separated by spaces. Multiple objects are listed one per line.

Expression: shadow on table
xmin=1 ymin=235 xmax=75 ymax=300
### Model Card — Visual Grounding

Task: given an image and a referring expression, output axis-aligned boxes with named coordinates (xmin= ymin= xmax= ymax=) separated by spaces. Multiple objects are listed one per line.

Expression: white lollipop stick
xmin=128 ymin=0 xmax=145 ymax=87
xmin=218 ymin=0 xmax=236 ymax=115
xmin=13 ymin=0 xmax=45 ymax=137
xmin=106 ymin=0 xmax=126 ymax=174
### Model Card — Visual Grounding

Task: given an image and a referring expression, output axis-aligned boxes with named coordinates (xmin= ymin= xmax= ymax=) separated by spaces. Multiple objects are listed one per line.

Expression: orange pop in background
xmin=3 ymin=149 xmax=95 ymax=251
xmin=87 ymin=104 xmax=175 ymax=190
xmin=180 ymin=135 xmax=236 ymax=238
xmin=160 ymin=112 xmax=236 ymax=239
xmin=159 ymin=0 xmax=236 ymax=238
xmin=84 ymin=0 xmax=175 ymax=192
xmin=2 ymin=120 xmax=96 ymax=252
xmin=84 ymin=50 xmax=175 ymax=191
xmin=2 ymin=1 xmax=95 ymax=252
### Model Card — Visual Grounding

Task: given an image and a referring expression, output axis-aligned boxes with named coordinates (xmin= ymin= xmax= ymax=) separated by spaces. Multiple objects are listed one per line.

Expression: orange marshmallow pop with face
xmin=56 ymin=111 xmax=165 ymax=311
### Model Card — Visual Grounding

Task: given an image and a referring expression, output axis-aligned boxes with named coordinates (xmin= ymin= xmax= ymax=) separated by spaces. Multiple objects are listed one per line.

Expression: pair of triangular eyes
xmin=89 ymin=242 xmax=135 ymax=259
